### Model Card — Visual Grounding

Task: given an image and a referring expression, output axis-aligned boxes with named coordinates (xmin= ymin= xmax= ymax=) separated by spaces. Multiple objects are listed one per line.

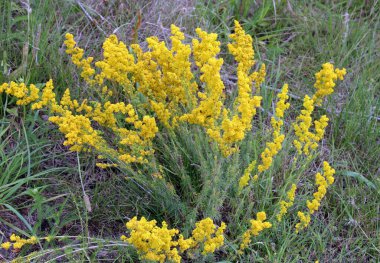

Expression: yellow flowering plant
xmin=0 ymin=234 xmax=38 ymax=252
xmin=0 ymin=20 xmax=346 ymax=262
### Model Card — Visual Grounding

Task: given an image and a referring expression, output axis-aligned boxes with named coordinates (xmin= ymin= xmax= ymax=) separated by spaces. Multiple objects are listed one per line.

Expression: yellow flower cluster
xmin=274 ymin=84 xmax=291 ymax=119
xmin=206 ymin=21 xmax=264 ymax=156
xmin=257 ymin=84 xmax=290 ymax=173
xmin=124 ymin=217 xmax=181 ymax=263
xmin=1 ymin=234 xmax=37 ymax=251
xmin=94 ymin=34 xmax=135 ymax=90
xmin=122 ymin=216 xmax=226 ymax=262
xmin=31 ymin=79 xmax=57 ymax=110
xmin=306 ymin=162 xmax=335 ymax=214
xmin=239 ymin=84 xmax=290 ymax=189
xmin=0 ymin=82 xmax=39 ymax=105
xmin=95 ymin=162 xmax=118 ymax=169
xmin=1 ymin=24 xmax=345 ymax=165
xmin=146 ymin=25 xmax=197 ymax=108
xmin=71 ymin=25 xmax=197 ymax=129
xmin=1 ymin=78 xmax=158 ymax=166
xmin=293 ymin=63 xmax=346 ymax=156
xmin=64 ymin=33 xmax=96 ymax=85
xmin=276 ymin=184 xmax=297 ymax=222
xmin=191 ymin=217 xmax=226 ymax=254
xmin=295 ymin=161 xmax=335 ymax=232
xmin=295 ymin=211 xmax=311 ymax=233
xmin=63 ymin=21 xmax=267 ymax=156
xmin=239 ymin=160 xmax=256 ymax=190
xmin=179 ymin=27 xmax=225 ymax=129
xmin=313 ymin=62 xmax=347 ymax=105
xmin=192 ymin=28 xmax=220 ymax=68
xmin=48 ymin=111 xmax=103 ymax=152
xmin=293 ymin=96 xmax=330 ymax=156
xmin=238 ymin=211 xmax=272 ymax=254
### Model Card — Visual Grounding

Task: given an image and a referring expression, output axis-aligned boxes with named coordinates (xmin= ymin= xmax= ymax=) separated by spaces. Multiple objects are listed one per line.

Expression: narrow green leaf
xmin=338 ymin=170 xmax=377 ymax=191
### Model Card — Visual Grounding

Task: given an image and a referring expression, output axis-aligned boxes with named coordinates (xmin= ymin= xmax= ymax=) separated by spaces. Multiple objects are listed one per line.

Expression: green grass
xmin=0 ymin=0 xmax=379 ymax=262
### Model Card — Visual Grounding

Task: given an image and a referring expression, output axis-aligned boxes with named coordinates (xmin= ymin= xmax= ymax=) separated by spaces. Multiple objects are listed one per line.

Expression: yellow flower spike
xmin=31 ymin=79 xmax=58 ymax=111
xmin=275 ymin=84 xmax=290 ymax=118
xmin=255 ymin=63 xmax=267 ymax=89
xmin=244 ymin=84 xmax=289 ymax=184
xmin=150 ymin=101 xmax=171 ymax=128
xmin=124 ymin=216 xmax=181 ymax=263
xmin=180 ymin=21 xmax=265 ymax=156
xmin=169 ymin=24 xmax=197 ymax=106
xmin=295 ymin=211 xmax=311 ymax=233
xmin=192 ymin=27 xmax=220 ymax=68
xmin=27 ymin=236 xmax=38 ymax=245
xmin=0 ymin=82 xmax=40 ymax=106
xmin=60 ymin=88 xmax=76 ymax=110
xmin=296 ymin=162 xmax=335 ymax=232
xmin=239 ymin=160 xmax=256 ymax=190
xmin=313 ymin=63 xmax=346 ymax=105
xmin=96 ymin=163 xmax=118 ymax=169
xmin=179 ymin=56 xmax=225 ymax=129
xmin=64 ymin=33 xmax=96 ymax=85
xmin=277 ymin=184 xmax=297 ymax=222
xmin=205 ymin=21 xmax=264 ymax=155
xmin=10 ymin=234 xmax=17 ymax=242
xmin=1 ymin=242 xmax=11 ymax=250
xmin=293 ymin=94 xmax=330 ymax=156
xmin=323 ymin=161 xmax=336 ymax=184
xmin=238 ymin=211 xmax=272 ymax=253
xmin=191 ymin=218 xmax=226 ymax=255
xmin=228 ymin=20 xmax=255 ymax=71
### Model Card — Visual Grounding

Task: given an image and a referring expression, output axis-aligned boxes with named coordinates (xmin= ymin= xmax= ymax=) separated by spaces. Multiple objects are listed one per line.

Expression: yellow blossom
xmin=191 ymin=218 xmax=226 ymax=255
xmin=238 ymin=211 xmax=272 ymax=254
xmin=64 ymin=33 xmax=96 ymax=85
xmin=125 ymin=216 xmax=180 ymax=263
xmin=293 ymin=63 xmax=345 ymax=156
xmin=313 ymin=63 xmax=346 ymax=105
xmin=123 ymin=216 xmax=225 ymax=262
xmin=242 ymin=84 xmax=289 ymax=187
xmin=277 ymin=184 xmax=297 ymax=221
xmin=96 ymin=163 xmax=118 ymax=169
xmin=31 ymin=79 xmax=57 ymax=110
xmin=1 ymin=234 xmax=38 ymax=252
xmin=239 ymin=160 xmax=256 ymax=190
xmin=1 ymin=242 xmax=11 ymax=250
xmin=295 ymin=211 xmax=311 ymax=233
xmin=0 ymin=82 xmax=40 ymax=106
xmin=178 ymin=234 xmax=195 ymax=252
xmin=296 ymin=162 xmax=335 ymax=232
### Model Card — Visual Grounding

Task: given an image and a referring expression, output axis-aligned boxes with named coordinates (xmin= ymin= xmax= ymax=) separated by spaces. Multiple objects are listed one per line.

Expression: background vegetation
xmin=0 ymin=0 xmax=379 ymax=262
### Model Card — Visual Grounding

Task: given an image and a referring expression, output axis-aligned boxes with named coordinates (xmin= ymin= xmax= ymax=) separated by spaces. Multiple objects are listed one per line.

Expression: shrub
xmin=0 ymin=21 xmax=346 ymax=262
